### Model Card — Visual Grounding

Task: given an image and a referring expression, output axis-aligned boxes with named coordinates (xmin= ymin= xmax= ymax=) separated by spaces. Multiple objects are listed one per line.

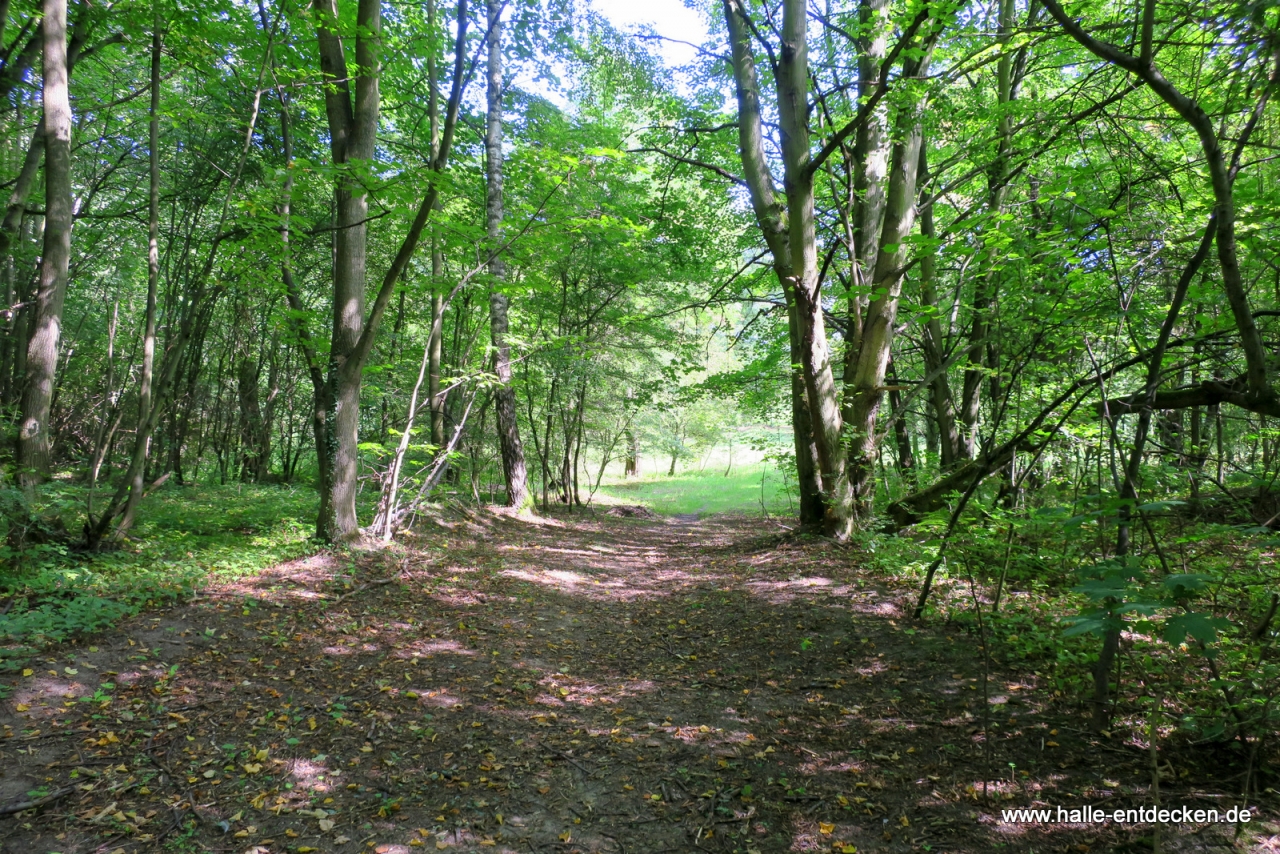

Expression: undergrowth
xmin=859 ymin=495 xmax=1280 ymax=771
xmin=0 ymin=482 xmax=320 ymax=681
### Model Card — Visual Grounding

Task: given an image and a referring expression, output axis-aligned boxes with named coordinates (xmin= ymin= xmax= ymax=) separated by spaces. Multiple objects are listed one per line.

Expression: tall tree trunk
xmin=485 ymin=0 xmax=530 ymax=510
xmin=916 ymin=147 xmax=963 ymax=467
xmin=426 ymin=0 xmax=446 ymax=452
xmin=845 ymin=47 xmax=932 ymax=512
xmin=722 ymin=0 xmax=825 ymax=528
xmin=788 ymin=302 xmax=826 ymax=525
xmin=16 ymin=0 xmax=73 ymax=488
xmin=841 ymin=0 xmax=889 ymax=393
xmin=777 ymin=0 xmax=855 ymax=539
xmin=116 ymin=18 xmax=163 ymax=528
xmin=93 ymin=10 xmax=273 ymax=544
xmin=959 ymin=0 xmax=1016 ymax=456
xmin=236 ymin=305 xmax=268 ymax=481
xmin=313 ymin=0 xmax=380 ymax=540
xmin=308 ymin=0 xmax=470 ymax=539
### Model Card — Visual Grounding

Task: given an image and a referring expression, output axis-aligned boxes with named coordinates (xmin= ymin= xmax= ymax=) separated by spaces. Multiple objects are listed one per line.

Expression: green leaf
xmin=1161 ymin=612 xmax=1229 ymax=646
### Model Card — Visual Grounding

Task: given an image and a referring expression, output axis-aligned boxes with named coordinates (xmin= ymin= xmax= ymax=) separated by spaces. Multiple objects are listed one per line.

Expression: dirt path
xmin=0 ymin=513 xmax=1267 ymax=853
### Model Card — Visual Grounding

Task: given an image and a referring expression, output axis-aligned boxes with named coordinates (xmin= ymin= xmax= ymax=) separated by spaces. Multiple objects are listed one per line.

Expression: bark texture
xmin=486 ymin=0 xmax=530 ymax=510
xmin=313 ymin=0 xmax=380 ymax=540
xmin=844 ymin=47 xmax=931 ymax=509
xmin=722 ymin=0 xmax=825 ymax=527
xmin=17 ymin=0 xmax=73 ymax=487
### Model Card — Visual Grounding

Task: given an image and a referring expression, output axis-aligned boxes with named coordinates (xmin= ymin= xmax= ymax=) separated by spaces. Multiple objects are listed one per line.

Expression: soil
xmin=0 ymin=512 xmax=1273 ymax=854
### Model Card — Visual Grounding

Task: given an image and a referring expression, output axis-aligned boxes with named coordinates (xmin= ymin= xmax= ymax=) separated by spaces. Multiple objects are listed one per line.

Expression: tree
xmin=486 ymin=0 xmax=530 ymax=510
xmin=15 ymin=0 xmax=72 ymax=488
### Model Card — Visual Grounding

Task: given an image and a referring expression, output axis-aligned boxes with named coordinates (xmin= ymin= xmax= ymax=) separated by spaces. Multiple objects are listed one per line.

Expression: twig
xmin=0 ymin=786 xmax=75 ymax=816
xmin=329 ymin=577 xmax=398 ymax=605
xmin=543 ymin=748 xmax=595 ymax=778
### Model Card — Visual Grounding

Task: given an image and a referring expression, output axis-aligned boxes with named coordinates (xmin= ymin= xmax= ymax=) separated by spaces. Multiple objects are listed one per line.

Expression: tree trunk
xmin=624 ymin=429 xmax=638 ymax=476
xmin=777 ymin=0 xmax=855 ymax=539
xmin=722 ymin=0 xmax=826 ymax=529
xmin=375 ymin=326 xmax=433 ymax=539
xmin=236 ymin=308 xmax=269 ymax=481
xmin=962 ymin=0 xmax=1018 ymax=460
xmin=313 ymin=0 xmax=380 ymax=540
xmin=0 ymin=126 xmax=44 ymax=271
xmin=788 ymin=299 xmax=826 ymax=525
xmin=116 ymin=19 xmax=163 ymax=530
xmin=841 ymin=0 xmax=889 ymax=399
xmin=16 ymin=0 xmax=73 ymax=488
xmin=485 ymin=0 xmax=530 ymax=510
xmin=888 ymin=364 xmax=915 ymax=482
xmin=844 ymin=47 xmax=931 ymax=512
xmin=916 ymin=147 xmax=963 ymax=467
xmin=427 ymin=0 xmax=446 ymax=452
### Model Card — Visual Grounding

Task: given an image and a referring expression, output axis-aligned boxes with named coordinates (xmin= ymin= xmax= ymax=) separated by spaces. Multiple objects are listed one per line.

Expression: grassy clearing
xmin=0 ymin=483 xmax=319 ymax=675
xmin=594 ymin=462 xmax=795 ymax=517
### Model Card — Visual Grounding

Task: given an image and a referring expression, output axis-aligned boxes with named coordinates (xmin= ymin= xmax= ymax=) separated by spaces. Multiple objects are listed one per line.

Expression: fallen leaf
xmin=318 ymin=819 xmax=335 ymax=832
xmin=819 ymin=822 xmax=835 ymax=834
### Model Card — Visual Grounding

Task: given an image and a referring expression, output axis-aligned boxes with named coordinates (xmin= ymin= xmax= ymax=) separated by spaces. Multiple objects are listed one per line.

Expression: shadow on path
xmin=0 ymin=513 xmax=1265 ymax=853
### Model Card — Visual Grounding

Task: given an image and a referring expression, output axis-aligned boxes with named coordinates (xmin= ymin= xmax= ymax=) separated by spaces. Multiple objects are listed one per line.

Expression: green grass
xmin=0 ymin=483 xmax=320 ymax=675
xmin=594 ymin=462 xmax=795 ymax=517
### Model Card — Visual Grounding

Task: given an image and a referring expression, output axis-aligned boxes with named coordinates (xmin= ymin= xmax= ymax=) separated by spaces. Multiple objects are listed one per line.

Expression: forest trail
xmin=0 ymin=513 xmax=1254 ymax=854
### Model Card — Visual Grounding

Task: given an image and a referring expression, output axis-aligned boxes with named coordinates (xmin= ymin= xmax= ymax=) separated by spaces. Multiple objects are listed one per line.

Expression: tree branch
xmin=627 ymin=146 xmax=748 ymax=187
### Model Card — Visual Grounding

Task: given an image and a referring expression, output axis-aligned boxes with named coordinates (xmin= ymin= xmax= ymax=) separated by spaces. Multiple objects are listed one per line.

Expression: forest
xmin=1 ymin=0 xmax=1278 ymax=850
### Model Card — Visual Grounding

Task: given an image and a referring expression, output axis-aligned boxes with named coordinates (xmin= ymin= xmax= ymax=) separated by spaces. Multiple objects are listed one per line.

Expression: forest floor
xmin=0 ymin=509 xmax=1272 ymax=854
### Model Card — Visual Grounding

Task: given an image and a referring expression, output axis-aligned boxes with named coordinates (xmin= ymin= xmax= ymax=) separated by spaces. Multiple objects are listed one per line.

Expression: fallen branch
xmin=328 ymin=577 xmax=398 ymax=606
xmin=0 ymin=786 xmax=75 ymax=816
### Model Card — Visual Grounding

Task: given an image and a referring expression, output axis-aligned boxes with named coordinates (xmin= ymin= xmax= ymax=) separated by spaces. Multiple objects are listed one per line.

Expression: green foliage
xmin=597 ymin=463 xmax=792 ymax=517
xmin=0 ymin=485 xmax=318 ymax=673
